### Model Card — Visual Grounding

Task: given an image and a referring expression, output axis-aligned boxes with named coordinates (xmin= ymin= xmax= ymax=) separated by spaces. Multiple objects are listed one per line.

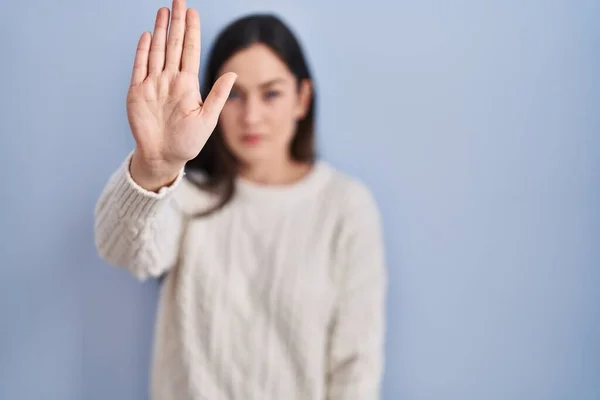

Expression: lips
xmin=241 ymin=133 xmax=263 ymax=145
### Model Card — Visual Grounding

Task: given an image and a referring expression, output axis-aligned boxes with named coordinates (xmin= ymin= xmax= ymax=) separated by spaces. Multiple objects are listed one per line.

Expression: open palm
xmin=126 ymin=0 xmax=235 ymax=177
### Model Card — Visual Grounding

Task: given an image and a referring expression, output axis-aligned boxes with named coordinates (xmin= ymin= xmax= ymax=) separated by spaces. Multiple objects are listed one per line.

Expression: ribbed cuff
xmin=112 ymin=151 xmax=185 ymax=220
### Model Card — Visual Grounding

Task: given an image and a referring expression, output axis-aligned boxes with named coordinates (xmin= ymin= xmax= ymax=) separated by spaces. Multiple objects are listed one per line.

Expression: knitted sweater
xmin=94 ymin=152 xmax=387 ymax=400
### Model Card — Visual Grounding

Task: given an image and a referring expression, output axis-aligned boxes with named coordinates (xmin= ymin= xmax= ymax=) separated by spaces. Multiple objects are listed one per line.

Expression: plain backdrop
xmin=0 ymin=0 xmax=599 ymax=399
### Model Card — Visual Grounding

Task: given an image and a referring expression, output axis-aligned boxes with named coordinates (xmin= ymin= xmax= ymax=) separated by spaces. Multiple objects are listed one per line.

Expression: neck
xmin=239 ymin=156 xmax=312 ymax=186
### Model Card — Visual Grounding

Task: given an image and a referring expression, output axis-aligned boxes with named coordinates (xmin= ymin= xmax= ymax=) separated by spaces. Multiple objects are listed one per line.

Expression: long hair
xmin=185 ymin=14 xmax=317 ymax=217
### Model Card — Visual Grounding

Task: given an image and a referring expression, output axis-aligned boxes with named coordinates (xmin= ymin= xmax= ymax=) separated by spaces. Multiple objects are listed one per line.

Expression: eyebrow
xmin=259 ymin=78 xmax=286 ymax=88
xmin=232 ymin=78 xmax=286 ymax=91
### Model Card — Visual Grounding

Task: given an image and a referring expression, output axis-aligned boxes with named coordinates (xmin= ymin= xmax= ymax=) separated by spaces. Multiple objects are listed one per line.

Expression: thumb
xmin=201 ymin=72 xmax=237 ymax=126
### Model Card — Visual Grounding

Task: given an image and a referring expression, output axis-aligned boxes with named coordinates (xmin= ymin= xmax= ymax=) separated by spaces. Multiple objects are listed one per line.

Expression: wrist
xmin=129 ymin=150 xmax=184 ymax=192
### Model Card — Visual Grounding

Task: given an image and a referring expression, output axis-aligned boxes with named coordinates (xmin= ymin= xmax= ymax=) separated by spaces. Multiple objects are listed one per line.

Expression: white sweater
xmin=94 ymin=152 xmax=387 ymax=400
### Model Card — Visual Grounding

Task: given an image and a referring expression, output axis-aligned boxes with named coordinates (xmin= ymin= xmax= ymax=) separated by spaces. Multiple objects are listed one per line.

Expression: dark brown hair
xmin=186 ymin=14 xmax=317 ymax=217
xmin=185 ymin=14 xmax=317 ymax=217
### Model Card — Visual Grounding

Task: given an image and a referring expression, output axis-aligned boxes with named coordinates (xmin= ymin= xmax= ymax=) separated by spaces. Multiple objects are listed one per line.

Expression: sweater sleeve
xmin=326 ymin=184 xmax=387 ymax=400
xmin=93 ymin=152 xmax=186 ymax=280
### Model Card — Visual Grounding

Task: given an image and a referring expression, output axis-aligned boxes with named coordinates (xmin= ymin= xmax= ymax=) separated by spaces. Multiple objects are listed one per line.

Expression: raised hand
xmin=126 ymin=0 xmax=236 ymax=191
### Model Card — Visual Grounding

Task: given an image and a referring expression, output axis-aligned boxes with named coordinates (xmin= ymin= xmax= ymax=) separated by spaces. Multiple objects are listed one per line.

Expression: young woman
xmin=94 ymin=0 xmax=387 ymax=398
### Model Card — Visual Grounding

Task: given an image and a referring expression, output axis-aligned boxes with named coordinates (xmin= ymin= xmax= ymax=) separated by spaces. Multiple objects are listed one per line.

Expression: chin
xmin=232 ymin=146 xmax=271 ymax=166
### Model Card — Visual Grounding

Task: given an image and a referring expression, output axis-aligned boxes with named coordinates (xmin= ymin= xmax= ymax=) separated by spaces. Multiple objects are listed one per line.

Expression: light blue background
xmin=1 ymin=0 xmax=598 ymax=399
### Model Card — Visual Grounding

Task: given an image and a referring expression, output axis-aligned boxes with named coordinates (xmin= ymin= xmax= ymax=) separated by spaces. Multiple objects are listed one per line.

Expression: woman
xmin=94 ymin=0 xmax=387 ymax=399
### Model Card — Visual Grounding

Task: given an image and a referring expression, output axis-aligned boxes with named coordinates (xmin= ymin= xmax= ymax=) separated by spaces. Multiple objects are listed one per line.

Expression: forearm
xmin=326 ymin=182 xmax=387 ymax=399
xmin=94 ymin=152 xmax=185 ymax=280
xmin=326 ymin=284 xmax=386 ymax=400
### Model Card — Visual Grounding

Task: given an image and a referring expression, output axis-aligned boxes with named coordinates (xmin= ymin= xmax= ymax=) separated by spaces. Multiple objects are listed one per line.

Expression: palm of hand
xmin=126 ymin=0 xmax=236 ymax=170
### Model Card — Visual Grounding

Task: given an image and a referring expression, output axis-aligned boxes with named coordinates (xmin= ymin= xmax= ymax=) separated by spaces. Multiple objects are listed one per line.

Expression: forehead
xmin=219 ymin=43 xmax=295 ymax=88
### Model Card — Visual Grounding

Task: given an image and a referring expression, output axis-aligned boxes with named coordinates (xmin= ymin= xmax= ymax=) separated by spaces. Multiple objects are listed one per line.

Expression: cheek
xmin=218 ymin=104 xmax=240 ymax=139
xmin=269 ymin=99 xmax=299 ymax=139
xmin=219 ymin=103 xmax=237 ymax=126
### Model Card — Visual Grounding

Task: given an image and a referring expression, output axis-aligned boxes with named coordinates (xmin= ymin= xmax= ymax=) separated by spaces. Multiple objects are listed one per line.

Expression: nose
xmin=242 ymin=95 xmax=262 ymax=127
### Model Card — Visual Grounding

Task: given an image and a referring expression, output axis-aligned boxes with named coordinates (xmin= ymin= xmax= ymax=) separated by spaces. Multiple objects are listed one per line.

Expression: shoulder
xmin=316 ymin=162 xmax=384 ymax=250
xmin=320 ymin=162 xmax=382 ymax=221
xmin=319 ymin=163 xmax=386 ymax=282
xmin=171 ymin=170 xmax=219 ymax=215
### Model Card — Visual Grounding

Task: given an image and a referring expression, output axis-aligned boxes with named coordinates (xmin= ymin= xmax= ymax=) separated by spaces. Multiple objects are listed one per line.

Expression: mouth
xmin=241 ymin=133 xmax=264 ymax=145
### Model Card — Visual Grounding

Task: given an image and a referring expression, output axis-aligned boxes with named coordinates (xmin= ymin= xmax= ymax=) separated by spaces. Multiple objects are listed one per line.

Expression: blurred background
xmin=1 ymin=0 xmax=599 ymax=399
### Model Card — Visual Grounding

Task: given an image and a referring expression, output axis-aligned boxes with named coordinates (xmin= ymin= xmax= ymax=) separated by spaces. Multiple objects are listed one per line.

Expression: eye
xmin=264 ymin=90 xmax=281 ymax=100
xmin=227 ymin=89 xmax=241 ymax=100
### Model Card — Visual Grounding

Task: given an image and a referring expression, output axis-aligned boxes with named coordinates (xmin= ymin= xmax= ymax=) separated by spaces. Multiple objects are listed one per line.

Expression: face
xmin=217 ymin=43 xmax=312 ymax=167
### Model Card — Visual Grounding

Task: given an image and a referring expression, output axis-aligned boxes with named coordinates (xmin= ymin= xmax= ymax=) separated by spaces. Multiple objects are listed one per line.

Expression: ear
xmin=295 ymin=79 xmax=312 ymax=119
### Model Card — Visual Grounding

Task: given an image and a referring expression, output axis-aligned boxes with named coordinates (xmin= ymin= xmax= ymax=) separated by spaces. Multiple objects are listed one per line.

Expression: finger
xmin=165 ymin=0 xmax=186 ymax=71
xmin=181 ymin=8 xmax=201 ymax=75
xmin=201 ymin=72 xmax=238 ymax=124
xmin=148 ymin=8 xmax=169 ymax=74
xmin=130 ymin=32 xmax=151 ymax=86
